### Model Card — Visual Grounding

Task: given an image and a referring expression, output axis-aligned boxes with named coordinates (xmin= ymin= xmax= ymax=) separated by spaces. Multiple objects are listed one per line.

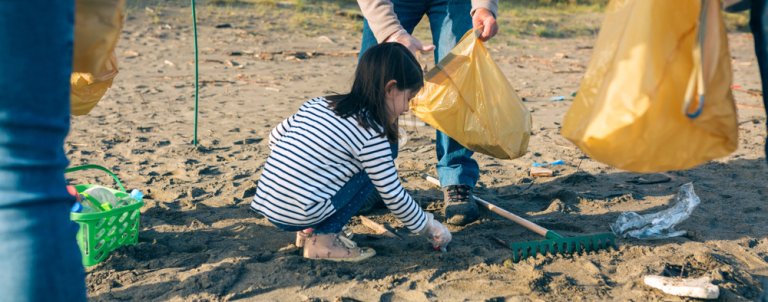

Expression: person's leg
xmin=359 ymin=19 xmax=379 ymax=61
xmin=427 ymin=0 xmax=480 ymax=226
xmin=751 ymin=0 xmax=768 ymax=163
xmin=312 ymin=172 xmax=375 ymax=234
xmin=359 ymin=0 xmax=428 ymax=60
xmin=0 ymin=0 xmax=86 ymax=301
xmin=269 ymin=146 xmax=398 ymax=229
xmin=301 ymin=171 xmax=377 ymax=261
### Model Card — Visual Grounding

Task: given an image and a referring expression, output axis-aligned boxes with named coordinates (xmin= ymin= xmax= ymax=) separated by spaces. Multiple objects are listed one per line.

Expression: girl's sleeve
xmin=358 ymin=137 xmax=427 ymax=233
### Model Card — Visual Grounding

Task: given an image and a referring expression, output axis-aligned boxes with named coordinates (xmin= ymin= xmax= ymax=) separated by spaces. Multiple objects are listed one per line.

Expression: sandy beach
xmin=65 ymin=2 xmax=767 ymax=301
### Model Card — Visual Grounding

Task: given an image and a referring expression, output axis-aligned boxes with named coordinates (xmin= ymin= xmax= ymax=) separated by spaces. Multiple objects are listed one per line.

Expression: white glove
xmin=385 ymin=29 xmax=435 ymax=55
xmin=420 ymin=213 xmax=452 ymax=251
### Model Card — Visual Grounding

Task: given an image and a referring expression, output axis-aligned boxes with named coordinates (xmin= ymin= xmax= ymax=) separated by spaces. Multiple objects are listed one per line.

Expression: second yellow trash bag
xmin=411 ymin=30 xmax=531 ymax=160
xmin=561 ymin=0 xmax=738 ymax=173
xmin=70 ymin=0 xmax=125 ymax=116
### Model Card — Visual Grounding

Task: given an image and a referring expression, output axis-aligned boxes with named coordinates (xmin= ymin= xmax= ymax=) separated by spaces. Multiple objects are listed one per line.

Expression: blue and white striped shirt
xmin=251 ymin=97 xmax=427 ymax=233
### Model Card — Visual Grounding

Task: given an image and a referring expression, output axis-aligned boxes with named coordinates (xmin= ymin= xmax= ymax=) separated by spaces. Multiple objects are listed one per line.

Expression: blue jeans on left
xmin=0 ymin=1 xmax=86 ymax=301
xmin=359 ymin=0 xmax=480 ymax=188
xmin=271 ymin=144 xmax=398 ymax=234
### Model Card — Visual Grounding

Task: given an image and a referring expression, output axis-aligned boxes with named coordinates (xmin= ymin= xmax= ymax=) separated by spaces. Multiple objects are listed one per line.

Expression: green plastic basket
xmin=66 ymin=164 xmax=144 ymax=266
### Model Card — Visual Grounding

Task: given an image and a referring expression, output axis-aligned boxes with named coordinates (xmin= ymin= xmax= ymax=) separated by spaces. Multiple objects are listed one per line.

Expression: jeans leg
xmin=322 ymin=143 xmax=397 ymax=227
xmin=270 ymin=175 xmax=373 ymax=241
xmin=0 ymin=204 xmax=86 ymax=302
xmin=312 ymin=172 xmax=374 ymax=234
xmin=427 ymin=0 xmax=479 ymax=187
xmin=359 ymin=1 xmax=428 ymax=60
xmin=267 ymin=173 xmax=375 ymax=233
xmin=271 ymin=143 xmax=399 ymax=233
xmin=751 ymin=0 xmax=768 ymax=161
xmin=359 ymin=19 xmax=379 ymax=61
xmin=0 ymin=0 xmax=86 ymax=301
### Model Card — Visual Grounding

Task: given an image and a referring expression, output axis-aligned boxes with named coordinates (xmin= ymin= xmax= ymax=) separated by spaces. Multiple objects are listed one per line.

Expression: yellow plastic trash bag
xmin=411 ymin=30 xmax=532 ymax=159
xmin=71 ymin=0 xmax=125 ymax=116
xmin=561 ymin=0 xmax=738 ymax=172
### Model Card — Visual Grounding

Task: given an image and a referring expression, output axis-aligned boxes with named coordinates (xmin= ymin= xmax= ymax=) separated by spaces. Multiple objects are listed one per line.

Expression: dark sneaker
xmin=442 ymin=185 xmax=480 ymax=226
xmin=358 ymin=191 xmax=385 ymax=215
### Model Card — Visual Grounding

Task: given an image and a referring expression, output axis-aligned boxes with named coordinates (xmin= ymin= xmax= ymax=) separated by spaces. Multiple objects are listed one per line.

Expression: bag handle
xmin=64 ymin=164 xmax=126 ymax=192
xmin=684 ymin=0 xmax=720 ymax=119
xmin=683 ymin=52 xmax=705 ymax=118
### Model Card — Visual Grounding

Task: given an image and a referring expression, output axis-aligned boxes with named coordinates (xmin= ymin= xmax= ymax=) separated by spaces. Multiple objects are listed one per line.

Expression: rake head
xmin=509 ymin=232 xmax=617 ymax=262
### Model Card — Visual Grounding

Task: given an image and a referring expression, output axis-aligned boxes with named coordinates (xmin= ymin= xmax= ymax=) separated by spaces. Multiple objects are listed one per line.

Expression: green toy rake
xmin=426 ymin=176 xmax=616 ymax=262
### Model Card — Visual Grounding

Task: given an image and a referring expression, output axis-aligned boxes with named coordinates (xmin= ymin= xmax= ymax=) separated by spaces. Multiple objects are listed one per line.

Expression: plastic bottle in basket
xmin=84 ymin=186 xmax=118 ymax=210
xmin=130 ymin=189 xmax=143 ymax=202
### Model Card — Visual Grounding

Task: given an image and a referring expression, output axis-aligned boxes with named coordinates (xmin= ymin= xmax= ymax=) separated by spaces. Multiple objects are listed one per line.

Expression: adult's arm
xmin=471 ymin=0 xmax=499 ymax=17
xmin=358 ymin=0 xmax=499 ymax=43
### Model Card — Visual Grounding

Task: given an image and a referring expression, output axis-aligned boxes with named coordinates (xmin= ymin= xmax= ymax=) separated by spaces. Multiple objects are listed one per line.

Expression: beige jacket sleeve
xmin=357 ymin=0 xmax=499 ymax=43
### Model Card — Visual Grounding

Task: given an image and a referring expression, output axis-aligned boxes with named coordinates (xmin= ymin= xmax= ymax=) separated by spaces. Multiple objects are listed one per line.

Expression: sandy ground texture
xmin=65 ymin=3 xmax=767 ymax=301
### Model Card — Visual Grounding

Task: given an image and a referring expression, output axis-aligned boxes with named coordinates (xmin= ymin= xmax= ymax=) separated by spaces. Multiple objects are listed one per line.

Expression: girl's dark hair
xmin=327 ymin=42 xmax=423 ymax=143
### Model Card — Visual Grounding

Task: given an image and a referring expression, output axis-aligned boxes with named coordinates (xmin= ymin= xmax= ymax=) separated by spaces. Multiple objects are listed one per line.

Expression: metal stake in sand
xmin=191 ymin=0 xmax=200 ymax=146
xmin=425 ymin=176 xmax=617 ymax=262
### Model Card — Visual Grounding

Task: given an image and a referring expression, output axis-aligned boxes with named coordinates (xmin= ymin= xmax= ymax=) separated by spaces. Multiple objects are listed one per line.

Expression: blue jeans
xmin=271 ymin=144 xmax=398 ymax=234
xmin=750 ymin=0 xmax=768 ymax=161
xmin=359 ymin=0 xmax=480 ymax=187
xmin=0 ymin=1 xmax=86 ymax=301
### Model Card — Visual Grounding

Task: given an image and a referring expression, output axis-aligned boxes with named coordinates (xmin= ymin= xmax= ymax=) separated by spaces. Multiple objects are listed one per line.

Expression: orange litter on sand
xmin=530 ymin=166 xmax=554 ymax=177
xmin=731 ymin=84 xmax=763 ymax=97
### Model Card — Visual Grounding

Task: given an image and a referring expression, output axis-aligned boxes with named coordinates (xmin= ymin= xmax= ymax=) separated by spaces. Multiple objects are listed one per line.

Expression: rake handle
xmin=473 ymin=196 xmax=549 ymax=237
xmin=425 ymin=176 xmax=549 ymax=237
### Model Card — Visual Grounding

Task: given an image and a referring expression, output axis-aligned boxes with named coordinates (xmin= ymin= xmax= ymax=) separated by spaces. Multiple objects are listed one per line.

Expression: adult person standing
xmin=725 ymin=0 xmax=768 ymax=163
xmin=0 ymin=0 xmax=87 ymax=301
xmin=748 ymin=1 xmax=768 ymax=163
xmin=356 ymin=0 xmax=499 ymax=226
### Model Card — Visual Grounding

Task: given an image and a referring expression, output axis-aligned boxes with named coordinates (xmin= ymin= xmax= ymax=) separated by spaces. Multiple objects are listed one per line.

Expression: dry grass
xmin=129 ymin=0 xmax=752 ymax=40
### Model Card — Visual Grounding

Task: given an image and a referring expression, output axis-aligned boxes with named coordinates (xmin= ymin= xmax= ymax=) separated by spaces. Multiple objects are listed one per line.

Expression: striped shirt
xmin=251 ymin=97 xmax=427 ymax=233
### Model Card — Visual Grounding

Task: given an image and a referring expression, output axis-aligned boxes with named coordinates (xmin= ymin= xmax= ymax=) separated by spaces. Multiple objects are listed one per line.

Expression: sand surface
xmin=66 ymin=4 xmax=767 ymax=301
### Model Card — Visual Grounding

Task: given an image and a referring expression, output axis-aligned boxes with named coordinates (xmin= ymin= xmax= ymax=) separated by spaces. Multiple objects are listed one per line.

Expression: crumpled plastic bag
xmin=411 ymin=30 xmax=531 ymax=159
xmin=71 ymin=0 xmax=125 ymax=115
xmin=610 ymin=183 xmax=700 ymax=239
xmin=561 ymin=0 xmax=738 ymax=172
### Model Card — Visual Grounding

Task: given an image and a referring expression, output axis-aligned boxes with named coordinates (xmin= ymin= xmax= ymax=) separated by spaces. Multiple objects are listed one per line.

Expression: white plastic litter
xmin=84 ymin=186 xmax=119 ymax=208
xmin=398 ymin=127 xmax=408 ymax=147
xmin=644 ymin=275 xmax=719 ymax=299
xmin=610 ymin=182 xmax=700 ymax=239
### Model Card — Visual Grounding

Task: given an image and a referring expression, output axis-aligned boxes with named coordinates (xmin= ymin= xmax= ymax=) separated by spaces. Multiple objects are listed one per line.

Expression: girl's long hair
xmin=327 ymin=42 xmax=423 ymax=143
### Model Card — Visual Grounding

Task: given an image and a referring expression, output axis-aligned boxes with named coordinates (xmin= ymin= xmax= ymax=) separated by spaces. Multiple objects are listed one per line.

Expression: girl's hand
xmin=385 ymin=29 xmax=435 ymax=55
xmin=421 ymin=212 xmax=452 ymax=250
xmin=472 ymin=8 xmax=498 ymax=42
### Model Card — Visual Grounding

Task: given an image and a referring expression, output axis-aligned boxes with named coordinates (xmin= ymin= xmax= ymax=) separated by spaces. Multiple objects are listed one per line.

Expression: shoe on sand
xmin=303 ymin=233 xmax=375 ymax=262
xmin=442 ymin=185 xmax=480 ymax=226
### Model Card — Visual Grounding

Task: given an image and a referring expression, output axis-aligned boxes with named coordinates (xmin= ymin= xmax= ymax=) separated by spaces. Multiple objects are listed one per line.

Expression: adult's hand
xmin=472 ymin=8 xmax=498 ymax=42
xmin=385 ymin=29 xmax=435 ymax=55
